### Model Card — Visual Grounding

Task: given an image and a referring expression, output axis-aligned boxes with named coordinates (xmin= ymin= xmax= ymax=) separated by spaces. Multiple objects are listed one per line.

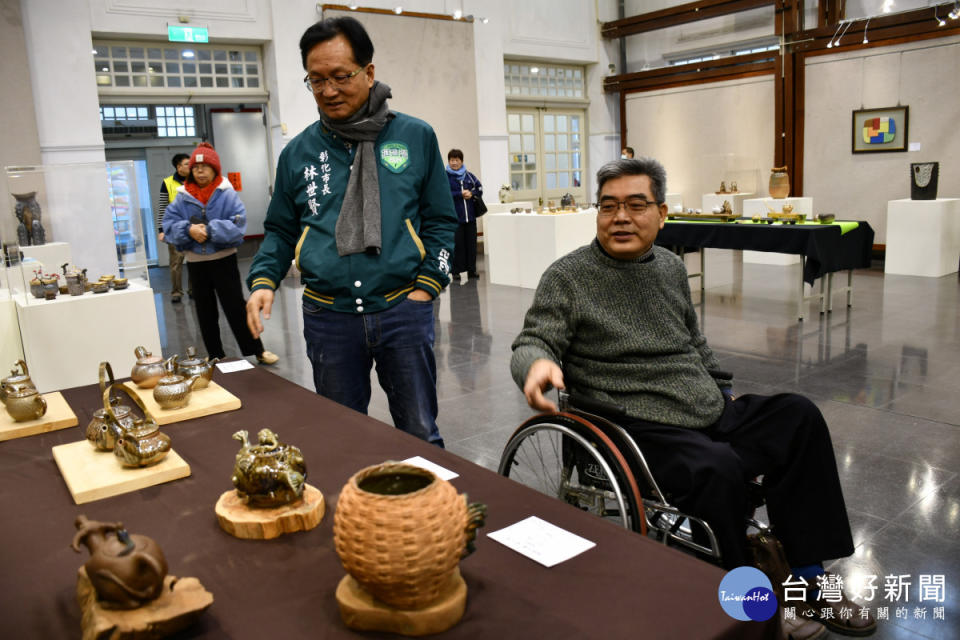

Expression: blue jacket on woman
xmin=447 ymin=170 xmax=482 ymax=224
xmin=162 ymin=179 xmax=246 ymax=255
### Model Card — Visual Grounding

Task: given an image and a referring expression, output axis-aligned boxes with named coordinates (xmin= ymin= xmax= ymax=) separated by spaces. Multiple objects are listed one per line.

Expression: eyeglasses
xmin=303 ymin=67 xmax=365 ymax=93
xmin=595 ymin=197 xmax=660 ymax=217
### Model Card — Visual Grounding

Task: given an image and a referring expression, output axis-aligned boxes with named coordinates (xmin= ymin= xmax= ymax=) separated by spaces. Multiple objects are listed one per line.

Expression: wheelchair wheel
xmin=498 ymin=414 xmax=645 ymax=534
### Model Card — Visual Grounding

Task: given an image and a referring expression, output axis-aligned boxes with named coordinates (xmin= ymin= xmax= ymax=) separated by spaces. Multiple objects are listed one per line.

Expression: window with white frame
xmin=507 ymin=108 xmax=585 ymax=204
xmin=504 ymin=62 xmax=584 ymax=99
xmin=93 ymin=41 xmax=263 ymax=92
xmin=99 ymin=105 xmax=196 ymax=138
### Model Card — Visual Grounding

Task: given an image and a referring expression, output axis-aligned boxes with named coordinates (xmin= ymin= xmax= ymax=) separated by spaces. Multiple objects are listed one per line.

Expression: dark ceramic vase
xmin=910 ymin=162 xmax=939 ymax=200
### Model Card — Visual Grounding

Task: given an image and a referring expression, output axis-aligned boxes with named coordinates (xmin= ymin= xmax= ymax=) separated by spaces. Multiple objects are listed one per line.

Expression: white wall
xmin=625 ymin=76 xmax=775 ymax=208
xmin=804 ymin=36 xmax=960 ymax=243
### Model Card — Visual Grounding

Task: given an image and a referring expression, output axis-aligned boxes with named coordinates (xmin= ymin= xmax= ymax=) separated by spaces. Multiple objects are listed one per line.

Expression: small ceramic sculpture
xmin=153 ymin=357 xmax=202 ymax=410
xmin=12 ymin=191 xmax=46 ymax=246
xmin=110 ymin=383 xmax=171 ymax=466
xmin=175 ymin=347 xmax=218 ymax=390
xmin=498 ymin=184 xmax=512 ymax=203
xmin=910 ymin=162 xmax=939 ymax=200
xmin=231 ymin=429 xmax=306 ymax=507
xmin=71 ymin=515 xmax=168 ymax=609
xmin=769 ymin=166 xmax=790 ymax=199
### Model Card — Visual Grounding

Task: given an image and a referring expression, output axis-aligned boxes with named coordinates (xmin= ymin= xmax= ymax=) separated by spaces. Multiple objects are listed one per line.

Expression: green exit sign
xmin=168 ymin=25 xmax=208 ymax=43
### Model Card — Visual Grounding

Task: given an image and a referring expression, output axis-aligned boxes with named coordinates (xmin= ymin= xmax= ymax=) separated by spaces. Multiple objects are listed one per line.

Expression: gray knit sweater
xmin=510 ymin=240 xmax=729 ymax=428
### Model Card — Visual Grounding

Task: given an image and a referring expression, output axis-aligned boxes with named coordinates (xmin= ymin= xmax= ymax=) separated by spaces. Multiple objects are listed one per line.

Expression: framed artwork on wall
xmin=852 ymin=106 xmax=909 ymax=153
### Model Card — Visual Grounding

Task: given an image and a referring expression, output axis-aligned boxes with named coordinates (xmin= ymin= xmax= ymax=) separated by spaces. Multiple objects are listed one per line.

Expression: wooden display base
xmin=215 ymin=484 xmax=325 ymax=539
xmin=52 ymin=440 xmax=191 ymax=505
xmin=0 ymin=392 xmax=78 ymax=441
xmin=335 ymin=569 xmax=466 ymax=637
xmin=77 ymin=567 xmax=213 ymax=640
xmin=122 ymin=381 xmax=240 ymax=425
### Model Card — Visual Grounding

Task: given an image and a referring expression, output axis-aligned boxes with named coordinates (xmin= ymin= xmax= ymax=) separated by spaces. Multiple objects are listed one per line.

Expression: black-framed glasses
xmin=303 ymin=67 xmax=364 ymax=93
xmin=595 ymin=197 xmax=660 ymax=217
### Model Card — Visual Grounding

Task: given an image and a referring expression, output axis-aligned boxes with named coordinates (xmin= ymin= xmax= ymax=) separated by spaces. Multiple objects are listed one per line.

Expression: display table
xmin=742 ymin=197 xmax=814 ymax=266
xmin=701 ymin=192 xmax=755 ymax=216
xmin=14 ymin=280 xmax=161 ymax=392
xmin=657 ymin=219 xmax=874 ymax=320
xmin=0 ymin=367 xmax=776 ymax=639
xmin=485 ymin=209 xmax=597 ymax=288
xmin=885 ymin=198 xmax=960 ymax=277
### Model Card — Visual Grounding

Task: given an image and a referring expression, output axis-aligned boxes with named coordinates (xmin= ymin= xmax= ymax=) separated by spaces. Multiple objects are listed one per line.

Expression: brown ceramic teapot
xmin=71 ymin=515 xmax=168 ymax=609
xmin=85 ymin=363 xmax=135 ymax=451
xmin=0 ymin=360 xmax=36 ymax=403
xmin=231 ymin=429 xmax=306 ymax=507
xmin=3 ymin=386 xmax=47 ymax=422
xmin=175 ymin=346 xmax=218 ymax=390
xmin=153 ymin=356 xmax=202 ymax=410
xmin=130 ymin=346 xmax=165 ymax=389
xmin=109 ymin=384 xmax=171 ymax=467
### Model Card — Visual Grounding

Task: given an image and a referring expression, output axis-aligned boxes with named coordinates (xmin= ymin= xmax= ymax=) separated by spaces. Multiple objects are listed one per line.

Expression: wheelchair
xmin=497 ymin=381 xmax=767 ymax=567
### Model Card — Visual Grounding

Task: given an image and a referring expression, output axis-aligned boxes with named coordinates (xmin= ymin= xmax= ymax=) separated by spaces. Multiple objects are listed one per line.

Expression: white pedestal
xmin=15 ymin=281 xmax=161 ymax=392
xmin=485 ymin=209 xmax=597 ymax=289
xmin=742 ymin=197 xmax=814 ymax=265
xmin=665 ymin=193 xmax=683 ymax=213
xmin=20 ymin=241 xmax=72 ymax=273
xmin=481 ymin=202 xmax=535 ymax=255
xmin=885 ymin=198 xmax=960 ymax=277
xmin=701 ymin=192 xmax=755 ymax=216
xmin=0 ymin=292 xmax=24 ymax=367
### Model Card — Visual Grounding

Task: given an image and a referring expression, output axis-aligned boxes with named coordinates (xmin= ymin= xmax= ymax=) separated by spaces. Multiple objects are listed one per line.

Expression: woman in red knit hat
xmin=161 ymin=142 xmax=279 ymax=365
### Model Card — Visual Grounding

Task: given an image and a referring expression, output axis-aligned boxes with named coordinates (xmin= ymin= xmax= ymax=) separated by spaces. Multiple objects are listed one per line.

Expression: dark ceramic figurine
xmin=231 ymin=429 xmax=306 ymax=507
xmin=71 ymin=515 xmax=168 ymax=609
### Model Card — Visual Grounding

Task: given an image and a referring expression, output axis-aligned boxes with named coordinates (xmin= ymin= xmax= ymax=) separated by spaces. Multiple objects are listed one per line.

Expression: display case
xmin=700 ymin=153 xmax=760 ymax=196
xmin=4 ymin=161 xmax=150 ymax=305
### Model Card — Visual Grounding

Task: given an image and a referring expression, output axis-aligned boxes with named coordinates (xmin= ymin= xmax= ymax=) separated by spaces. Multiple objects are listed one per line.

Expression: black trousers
xmin=187 ymin=253 xmax=263 ymax=360
xmin=622 ymin=393 xmax=854 ymax=569
xmin=452 ymin=220 xmax=477 ymax=275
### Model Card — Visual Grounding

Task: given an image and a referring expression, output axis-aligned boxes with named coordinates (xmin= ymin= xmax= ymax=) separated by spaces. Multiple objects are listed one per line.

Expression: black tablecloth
xmin=656 ymin=221 xmax=875 ymax=285
xmin=0 ymin=367 xmax=777 ymax=639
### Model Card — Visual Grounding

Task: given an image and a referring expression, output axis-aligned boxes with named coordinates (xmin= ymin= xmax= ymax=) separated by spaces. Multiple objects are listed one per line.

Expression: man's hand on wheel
xmin=523 ymin=359 xmax=565 ymax=413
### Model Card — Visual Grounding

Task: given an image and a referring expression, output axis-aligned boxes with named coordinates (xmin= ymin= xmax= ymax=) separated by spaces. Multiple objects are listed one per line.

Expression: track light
xmin=950 ymin=4 xmax=960 ymax=20
xmin=826 ymin=21 xmax=843 ymax=48
xmin=935 ymin=5 xmax=946 ymax=25
xmin=862 ymin=19 xmax=870 ymax=45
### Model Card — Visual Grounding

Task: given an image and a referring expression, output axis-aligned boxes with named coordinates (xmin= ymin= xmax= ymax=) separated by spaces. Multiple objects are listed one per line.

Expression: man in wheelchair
xmin=509 ymin=157 xmax=875 ymax=638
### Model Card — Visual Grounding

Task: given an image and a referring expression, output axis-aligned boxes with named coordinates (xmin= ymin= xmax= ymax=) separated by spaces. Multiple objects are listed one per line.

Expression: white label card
xmin=487 ymin=516 xmax=596 ymax=567
xmin=401 ymin=456 xmax=459 ymax=481
xmin=215 ymin=360 xmax=255 ymax=373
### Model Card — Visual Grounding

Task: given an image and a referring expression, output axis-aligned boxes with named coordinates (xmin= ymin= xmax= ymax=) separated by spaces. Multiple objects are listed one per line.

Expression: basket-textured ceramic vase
xmin=333 ymin=462 xmax=477 ymax=610
xmin=769 ymin=166 xmax=790 ymax=199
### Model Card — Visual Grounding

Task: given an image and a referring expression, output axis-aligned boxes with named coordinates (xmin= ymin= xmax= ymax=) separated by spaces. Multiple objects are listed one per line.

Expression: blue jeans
xmin=302 ymin=297 xmax=444 ymax=447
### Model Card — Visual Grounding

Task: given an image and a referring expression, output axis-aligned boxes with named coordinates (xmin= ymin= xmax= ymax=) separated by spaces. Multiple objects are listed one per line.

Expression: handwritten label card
xmin=401 ymin=456 xmax=459 ymax=481
xmin=487 ymin=516 xmax=596 ymax=567
xmin=216 ymin=360 xmax=254 ymax=374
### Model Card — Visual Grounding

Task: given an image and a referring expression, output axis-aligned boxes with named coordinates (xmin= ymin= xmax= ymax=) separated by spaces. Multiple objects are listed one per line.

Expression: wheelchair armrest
xmin=566 ymin=392 xmax=627 ymax=418
xmin=708 ymin=369 xmax=733 ymax=382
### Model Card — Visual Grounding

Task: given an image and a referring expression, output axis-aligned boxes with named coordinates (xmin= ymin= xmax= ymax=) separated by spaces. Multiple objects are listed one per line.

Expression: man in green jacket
xmin=512 ymin=157 xmax=875 ymax=638
xmin=246 ymin=16 xmax=456 ymax=446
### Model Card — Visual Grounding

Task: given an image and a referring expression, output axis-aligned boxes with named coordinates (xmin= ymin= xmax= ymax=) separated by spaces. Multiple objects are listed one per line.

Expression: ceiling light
xmin=394 ymin=6 xmax=402 ymax=14
xmin=826 ymin=21 xmax=843 ymax=48
xmin=183 ymin=50 xmax=195 ymax=58
xmin=935 ymin=6 xmax=946 ymax=26
xmin=453 ymin=9 xmax=462 ymax=19
xmin=530 ymin=66 xmax=539 ymax=73
xmin=481 ymin=17 xmax=488 ymax=24
xmin=91 ymin=49 xmax=98 ymax=55
xmin=862 ymin=18 xmax=870 ymax=45
xmin=348 ymin=4 xmax=358 ymax=8
xmin=950 ymin=6 xmax=960 ymax=20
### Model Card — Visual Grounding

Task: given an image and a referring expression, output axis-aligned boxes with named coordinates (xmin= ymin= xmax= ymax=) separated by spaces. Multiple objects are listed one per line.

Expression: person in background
xmin=244 ymin=16 xmax=456 ymax=446
xmin=157 ymin=153 xmax=190 ymax=303
xmin=163 ymin=142 xmax=279 ymax=366
xmin=621 ymin=146 xmax=635 ymax=159
xmin=445 ymin=148 xmax=483 ymax=284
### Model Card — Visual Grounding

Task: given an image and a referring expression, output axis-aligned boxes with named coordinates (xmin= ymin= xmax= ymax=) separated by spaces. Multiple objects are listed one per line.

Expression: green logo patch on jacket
xmin=380 ymin=142 xmax=410 ymax=173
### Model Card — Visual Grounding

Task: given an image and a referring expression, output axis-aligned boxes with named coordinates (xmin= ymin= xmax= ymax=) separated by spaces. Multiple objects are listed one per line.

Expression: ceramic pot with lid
xmin=0 ymin=360 xmax=36 ymax=403
xmin=3 ymin=386 xmax=46 ymax=422
xmin=130 ymin=346 xmax=165 ymax=389
xmin=153 ymin=357 xmax=202 ymax=410
xmin=71 ymin=515 xmax=168 ymax=609
xmin=108 ymin=384 xmax=171 ymax=467
xmin=85 ymin=363 xmax=135 ymax=451
xmin=175 ymin=346 xmax=218 ymax=390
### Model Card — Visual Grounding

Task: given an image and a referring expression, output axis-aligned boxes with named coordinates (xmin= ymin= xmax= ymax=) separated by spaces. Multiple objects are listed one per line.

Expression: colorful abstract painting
xmin=852 ymin=106 xmax=909 ymax=153
xmin=862 ymin=117 xmax=896 ymax=144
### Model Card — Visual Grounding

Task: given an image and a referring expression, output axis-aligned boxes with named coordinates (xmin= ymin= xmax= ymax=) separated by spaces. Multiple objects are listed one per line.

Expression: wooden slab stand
xmin=335 ymin=568 xmax=466 ymax=636
xmin=215 ymin=484 xmax=325 ymax=539
xmin=122 ymin=380 xmax=241 ymax=426
xmin=78 ymin=567 xmax=213 ymax=640
xmin=52 ymin=440 xmax=191 ymax=505
xmin=0 ymin=391 xmax=78 ymax=441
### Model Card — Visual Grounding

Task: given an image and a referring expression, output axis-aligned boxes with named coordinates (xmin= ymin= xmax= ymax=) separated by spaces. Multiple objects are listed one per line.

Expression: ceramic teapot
xmin=130 ymin=346 xmax=165 ymax=389
xmin=175 ymin=346 xmax=218 ymax=390
xmin=153 ymin=357 xmax=202 ymax=410
xmin=3 ymin=386 xmax=46 ymax=422
xmin=85 ymin=363 xmax=136 ymax=451
xmin=334 ymin=461 xmax=486 ymax=610
xmin=0 ymin=360 xmax=36 ymax=403
xmin=231 ymin=429 xmax=306 ymax=507
xmin=71 ymin=515 xmax=168 ymax=609
xmin=110 ymin=384 xmax=171 ymax=467
xmin=64 ymin=265 xmax=88 ymax=296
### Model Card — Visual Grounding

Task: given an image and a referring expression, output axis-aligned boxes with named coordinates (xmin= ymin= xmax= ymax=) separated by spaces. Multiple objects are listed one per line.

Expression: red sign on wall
xmin=227 ymin=172 xmax=242 ymax=192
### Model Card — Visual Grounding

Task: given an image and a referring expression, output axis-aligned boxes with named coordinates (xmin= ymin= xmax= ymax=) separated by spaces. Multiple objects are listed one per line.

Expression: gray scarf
xmin=318 ymin=81 xmax=393 ymax=256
